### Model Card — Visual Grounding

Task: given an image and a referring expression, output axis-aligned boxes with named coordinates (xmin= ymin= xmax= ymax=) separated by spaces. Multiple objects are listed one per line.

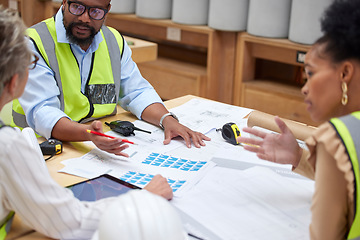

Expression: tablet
xmin=67 ymin=174 xmax=141 ymax=201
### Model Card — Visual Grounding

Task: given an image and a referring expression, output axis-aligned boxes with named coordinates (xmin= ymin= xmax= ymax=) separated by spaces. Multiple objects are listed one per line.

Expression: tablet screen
xmin=67 ymin=174 xmax=141 ymax=201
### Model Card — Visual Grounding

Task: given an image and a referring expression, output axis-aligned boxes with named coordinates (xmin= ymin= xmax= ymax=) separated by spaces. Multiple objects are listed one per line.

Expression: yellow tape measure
xmin=217 ymin=122 xmax=241 ymax=145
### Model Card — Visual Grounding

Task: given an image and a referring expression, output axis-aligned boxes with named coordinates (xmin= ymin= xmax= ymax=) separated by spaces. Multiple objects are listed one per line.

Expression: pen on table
xmin=86 ymin=130 xmax=135 ymax=144
xmin=187 ymin=232 xmax=205 ymax=240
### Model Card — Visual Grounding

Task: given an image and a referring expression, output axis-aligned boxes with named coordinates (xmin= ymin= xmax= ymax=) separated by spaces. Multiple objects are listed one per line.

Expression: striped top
xmin=0 ymin=124 xmax=121 ymax=239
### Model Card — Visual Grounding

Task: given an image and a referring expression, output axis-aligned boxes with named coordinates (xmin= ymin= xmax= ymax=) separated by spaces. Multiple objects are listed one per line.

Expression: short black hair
xmin=316 ymin=0 xmax=360 ymax=63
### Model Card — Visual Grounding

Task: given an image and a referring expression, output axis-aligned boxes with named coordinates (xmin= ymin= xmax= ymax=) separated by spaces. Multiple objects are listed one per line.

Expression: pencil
xmin=86 ymin=130 xmax=135 ymax=144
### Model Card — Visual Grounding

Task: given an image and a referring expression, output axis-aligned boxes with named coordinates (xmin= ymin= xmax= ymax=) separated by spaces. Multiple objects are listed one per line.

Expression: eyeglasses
xmin=67 ymin=1 xmax=109 ymax=20
xmin=29 ymin=54 xmax=39 ymax=70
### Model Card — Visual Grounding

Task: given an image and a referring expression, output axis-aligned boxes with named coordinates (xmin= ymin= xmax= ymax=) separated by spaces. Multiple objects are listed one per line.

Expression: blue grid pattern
xmin=142 ymin=152 xmax=207 ymax=172
xmin=119 ymin=171 xmax=186 ymax=192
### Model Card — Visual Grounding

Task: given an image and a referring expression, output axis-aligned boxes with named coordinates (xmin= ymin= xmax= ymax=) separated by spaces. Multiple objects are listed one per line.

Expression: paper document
xmin=172 ymin=166 xmax=314 ymax=240
xmin=168 ymin=98 xmax=253 ymax=134
xmin=60 ymin=148 xmax=215 ymax=196
xmin=61 ymin=97 xmax=254 ymax=184
xmin=103 ymin=98 xmax=254 ymax=155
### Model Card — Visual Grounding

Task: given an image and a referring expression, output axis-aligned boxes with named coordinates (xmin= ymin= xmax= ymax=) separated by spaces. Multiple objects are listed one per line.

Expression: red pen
xmin=86 ymin=130 xmax=135 ymax=144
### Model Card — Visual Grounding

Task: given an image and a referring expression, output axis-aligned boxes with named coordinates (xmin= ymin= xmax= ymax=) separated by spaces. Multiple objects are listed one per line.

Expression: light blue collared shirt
xmin=19 ymin=8 xmax=162 ymax=139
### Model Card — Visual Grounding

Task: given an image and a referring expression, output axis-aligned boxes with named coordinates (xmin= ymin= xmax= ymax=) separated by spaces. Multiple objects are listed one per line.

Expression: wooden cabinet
xmin=233 ymin=32 xmax=316 ymax=126
xmin=19 ymin=2 xmax=316 ymax=126
xmin=0 ymin=0 xmax=9 ymax=7
xmin=137 ymin=57 xmax=207 ymax=100
xmin=105 ymin=14 xmax=237 ymax=103
xmin=18 ymin=0 xmax=51 ymax=27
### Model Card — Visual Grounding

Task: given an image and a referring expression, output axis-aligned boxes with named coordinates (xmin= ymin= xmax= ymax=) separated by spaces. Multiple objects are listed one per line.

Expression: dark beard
xmin=65 ymin=21 xmax=97 ymax=47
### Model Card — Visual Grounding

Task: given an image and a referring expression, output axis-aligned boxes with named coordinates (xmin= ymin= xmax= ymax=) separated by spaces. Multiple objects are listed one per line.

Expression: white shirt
xmin=19 ymin=8 xmax=163 ymax=139
xmin=0 ymin=121 xmax=127 ymax=239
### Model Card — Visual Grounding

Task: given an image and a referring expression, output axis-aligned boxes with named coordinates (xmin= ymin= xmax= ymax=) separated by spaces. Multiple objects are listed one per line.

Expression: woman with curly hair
xmin=238 ymin=0 xmax=360 ymax=239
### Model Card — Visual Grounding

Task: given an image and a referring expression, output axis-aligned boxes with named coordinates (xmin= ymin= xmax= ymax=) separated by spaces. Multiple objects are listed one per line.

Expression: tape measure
xmin=217 ymin=122 xmax=241 ymax=145
xmin=40 ymin=139 xmax=63 ymax=155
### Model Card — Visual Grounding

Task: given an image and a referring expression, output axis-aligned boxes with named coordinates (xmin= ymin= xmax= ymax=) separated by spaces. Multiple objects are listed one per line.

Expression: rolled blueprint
xmin=247 ymin=110 xmax=316 ymax=141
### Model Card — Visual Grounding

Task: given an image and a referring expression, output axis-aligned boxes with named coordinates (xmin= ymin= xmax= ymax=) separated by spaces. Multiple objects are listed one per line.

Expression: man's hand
xmin=52 ymin=117 xmax=130 ymax=157
xmin=143 ymin=174 xmax=173 ymax=200
xmin=88 ymin=121 xmax=130 ymax=157
xmin=141 ymin=103 xmax=211 ymax=148
xmin=162 ymin=115 xmax=211 ymax=148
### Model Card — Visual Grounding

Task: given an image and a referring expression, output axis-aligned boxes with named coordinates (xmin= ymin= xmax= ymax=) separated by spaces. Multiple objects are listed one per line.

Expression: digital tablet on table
xmin=67 ymin=174 xmax=141 ymax=201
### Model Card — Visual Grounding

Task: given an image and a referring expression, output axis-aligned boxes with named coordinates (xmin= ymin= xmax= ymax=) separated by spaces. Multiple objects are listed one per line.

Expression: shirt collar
xmin=55 ymin=7 xmax=103 ymax=53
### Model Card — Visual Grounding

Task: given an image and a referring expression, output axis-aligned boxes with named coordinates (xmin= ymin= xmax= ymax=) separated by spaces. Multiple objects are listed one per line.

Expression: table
xmin=6 ymin=95 xmax=196 ymax=240
xmin=6 ymin=95 xmax=314 ymax=240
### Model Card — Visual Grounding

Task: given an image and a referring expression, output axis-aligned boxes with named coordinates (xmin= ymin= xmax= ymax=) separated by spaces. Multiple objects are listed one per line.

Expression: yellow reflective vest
xmin=12 ymin=17 xmax=124 ymax=128
xmin=330 ymin=112 xmax=360 ymax=240
xmin=0 ymin=211 xmax=14 ymax=240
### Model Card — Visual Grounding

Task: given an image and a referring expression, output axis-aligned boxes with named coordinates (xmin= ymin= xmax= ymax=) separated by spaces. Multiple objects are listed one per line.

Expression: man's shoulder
xmin=102 ymin=26 xmax=125 ymax=52
xmin=103 ymin=25 xmax=123 ymax=38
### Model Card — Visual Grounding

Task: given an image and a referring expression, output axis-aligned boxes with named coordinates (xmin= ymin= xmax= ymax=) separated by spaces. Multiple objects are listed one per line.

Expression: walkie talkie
xmin=105 ymin=120 xmax=151 ymax=137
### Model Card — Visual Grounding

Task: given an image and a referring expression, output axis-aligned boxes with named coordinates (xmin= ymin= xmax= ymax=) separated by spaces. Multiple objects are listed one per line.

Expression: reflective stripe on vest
xmin=12 ymin=18 xmax=123 ymax=127
xmin=330 ymin=112 xmax=360 ymax=239
xmin=0 ymin=211 xmax=15 ymax=240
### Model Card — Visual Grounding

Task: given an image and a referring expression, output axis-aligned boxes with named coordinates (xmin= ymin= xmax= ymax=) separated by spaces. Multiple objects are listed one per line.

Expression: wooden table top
xmin=6 ymin=95 xmax=196 ymax=240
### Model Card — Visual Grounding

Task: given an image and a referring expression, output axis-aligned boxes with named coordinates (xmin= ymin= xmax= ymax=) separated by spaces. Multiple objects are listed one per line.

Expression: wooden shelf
xmin=123 ymin=36 xmax=157 ymax=63
xmin=138 ymin=57 xmax=206 ymax=100
xmin=243 ymin=80 xmax=315 ymax=125
xmin=105 ymin=14 xmax=237 ymax=104
xmin=241 ymin=33 xmax=311 ymax=65
xmin=20 ymin=2 xmax=315 ymax=125
xmin=18 ymin=0 xmax=49 ymax=27
xmin=234 ymin=32 xmax=316 ymax=126
xmin=32 ymin=5 xmax=236 ymax=103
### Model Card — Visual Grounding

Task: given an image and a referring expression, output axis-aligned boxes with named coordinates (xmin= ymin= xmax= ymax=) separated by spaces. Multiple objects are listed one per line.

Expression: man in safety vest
xmin=0 ymin=6 xmax=173 ymax=240
xmin=12 ymin=0 xmax=210 ymax=156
